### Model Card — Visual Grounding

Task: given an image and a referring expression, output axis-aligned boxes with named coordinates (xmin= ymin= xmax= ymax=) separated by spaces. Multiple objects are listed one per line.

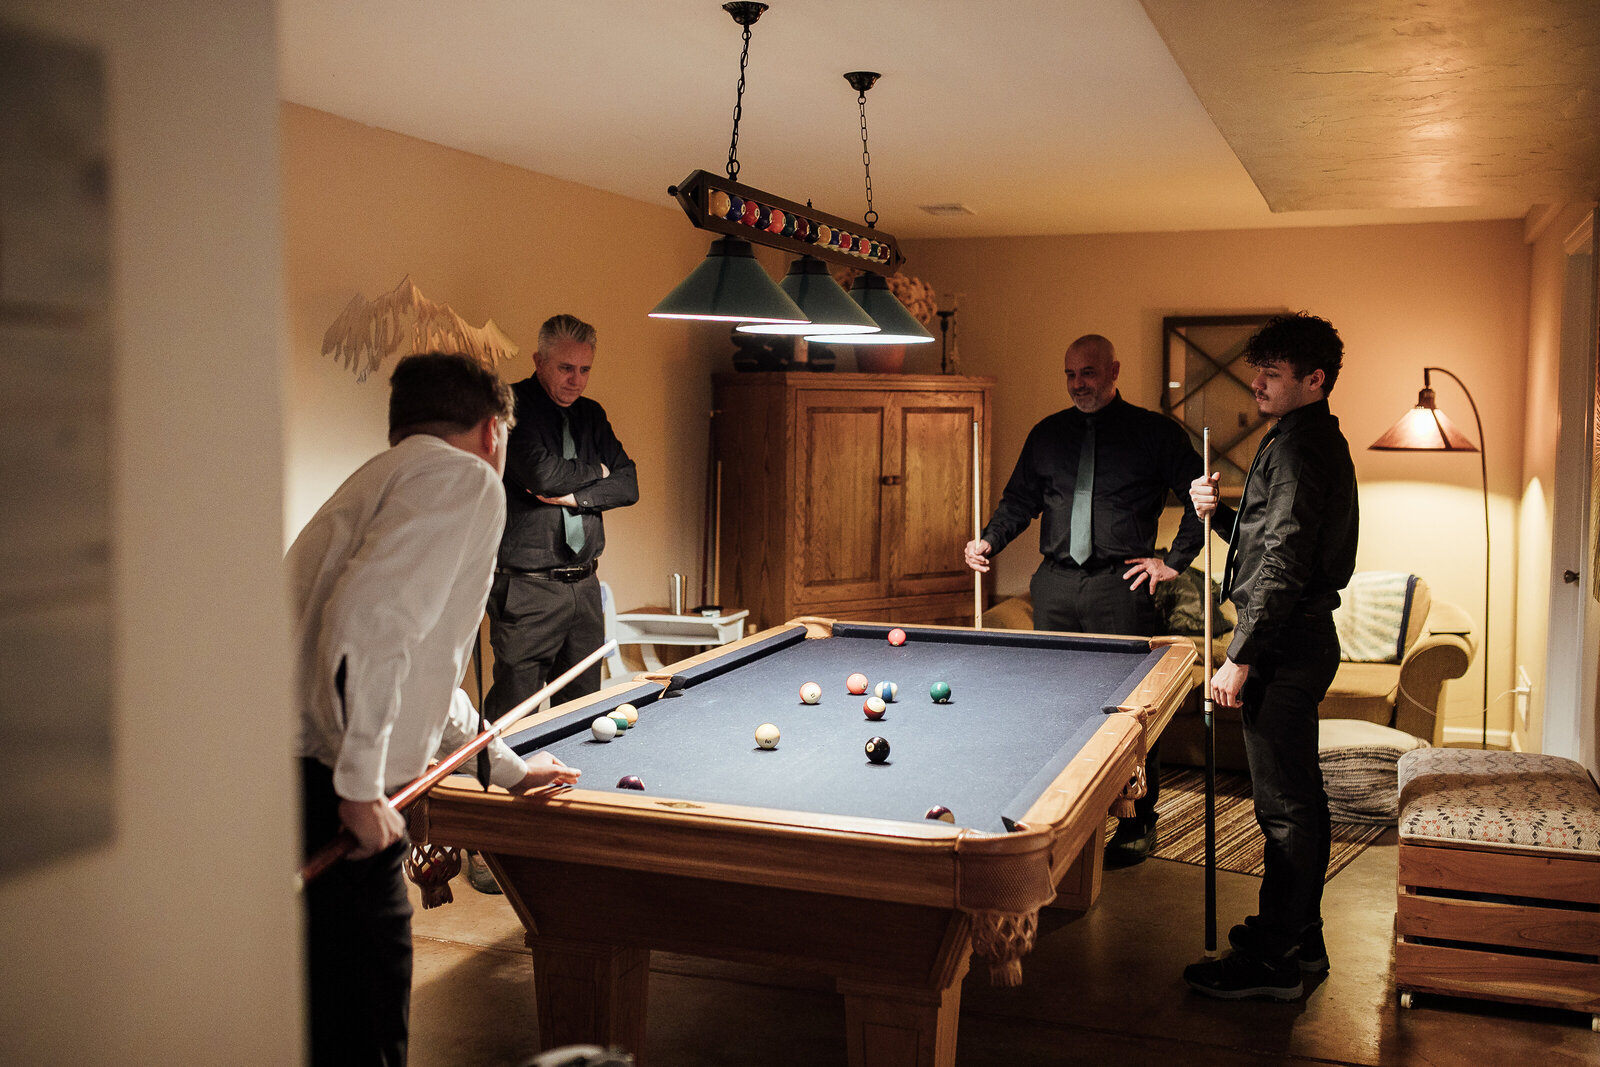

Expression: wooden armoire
xmin=712 ymin=373 xmax=993 ymax=630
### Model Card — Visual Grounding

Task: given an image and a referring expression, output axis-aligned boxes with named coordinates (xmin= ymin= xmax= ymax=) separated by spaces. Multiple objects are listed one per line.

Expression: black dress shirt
xmin=983 ymin=394 xmax=1204 ymax=571
xmin=1213 ymin=399 xmax=1358 ymax=666
xmin=497 ymin=376 xmax=638 ymax=571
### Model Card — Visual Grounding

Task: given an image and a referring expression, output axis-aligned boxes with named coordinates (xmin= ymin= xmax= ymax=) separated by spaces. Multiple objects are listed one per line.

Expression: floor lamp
xmin=1369 ymin=367 xmax=1490 ymax=749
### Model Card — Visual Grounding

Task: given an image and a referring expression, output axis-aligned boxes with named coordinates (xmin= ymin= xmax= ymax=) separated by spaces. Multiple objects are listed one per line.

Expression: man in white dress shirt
xmin=292 ymin=352 xmax=580 ymax=1066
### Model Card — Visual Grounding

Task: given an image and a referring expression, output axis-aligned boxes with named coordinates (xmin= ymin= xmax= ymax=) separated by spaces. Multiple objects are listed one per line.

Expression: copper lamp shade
xmin=1370 ymin=387 xmax=1479 ymax=452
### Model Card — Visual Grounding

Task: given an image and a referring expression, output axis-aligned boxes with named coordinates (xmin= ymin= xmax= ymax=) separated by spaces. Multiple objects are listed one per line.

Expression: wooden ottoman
xmin=1395 ymin=748 xmax=1600 ymax=1029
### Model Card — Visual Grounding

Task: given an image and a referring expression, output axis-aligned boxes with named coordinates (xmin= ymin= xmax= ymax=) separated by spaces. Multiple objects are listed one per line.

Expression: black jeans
xmin=484 ymin=571 xmax=604 ymax=719
xmin=1238 ymin=612 xmax=1341 ymax=956
xmin=301 ymin=758 xmax=412 ymax=1067
xmin=1030 ymin=558 xmax=1164 ymax=831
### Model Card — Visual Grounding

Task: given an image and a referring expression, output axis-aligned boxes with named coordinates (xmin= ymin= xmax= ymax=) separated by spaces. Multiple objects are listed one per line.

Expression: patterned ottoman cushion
xmin=1397 ymin=748 xmax=1600 ymax=853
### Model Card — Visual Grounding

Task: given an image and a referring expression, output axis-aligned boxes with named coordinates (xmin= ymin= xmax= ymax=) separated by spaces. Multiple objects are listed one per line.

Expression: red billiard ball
xmin=887 ymin=628 xmax=907 ymax=646
xmin=863 ymin=696 xmax=886 ymax=720
xmin=925 ymin=805 xmax=954 ymax=823
xmin=767 ymin=208 xmax=786 ymax=234
xmin=846 ymin=672 xmax=869 ymax=694
xmin=865 ymin=736 xmax=890 ymax=763
xmin=740 ymin=200 xmax=760 ymax=226
xmin=616 ymin=775 xmax=645 ymax=790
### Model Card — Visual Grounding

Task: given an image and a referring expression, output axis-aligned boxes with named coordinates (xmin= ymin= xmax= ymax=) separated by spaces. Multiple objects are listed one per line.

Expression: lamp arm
xmin=1424 ymin=366 xmax=1491 ymax=748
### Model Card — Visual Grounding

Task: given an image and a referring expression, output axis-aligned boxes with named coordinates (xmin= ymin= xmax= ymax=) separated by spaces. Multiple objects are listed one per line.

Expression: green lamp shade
xmin=649 ymin=237 xmax=808 ymax=324
xmin=828 ymin=272 xmax=935 ymax=345
xmin=737 ymin=256 xmax=881 ymax=336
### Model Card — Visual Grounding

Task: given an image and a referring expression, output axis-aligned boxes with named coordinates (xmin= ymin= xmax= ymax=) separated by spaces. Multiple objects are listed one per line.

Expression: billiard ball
xmin=725 ymin=194 xmax=745 ymax=221
xmin=863 ymin=696 xmax=886 ymax=720
xmin=799 ymin=681 xmax=823 ymax=704
xmin=846 ymin=672 xmax=869 ymax=695
xmin=887 ymin=628 xmax=907 ymax=646
xmin=616 ymin=775 xmax=645 ymax=790
xmin=766 ymin=208 xmax=786 ymax=234
xmin=930 ymin=681 xmax=952 ymax=703
xmin=617 ymin=703 xmax=639 ymax=726
xmin=864 ymin=736 xmax=890 ymax=763
xmin=925 ymin=805 xmax=954 ymax=823
xmin=740 ymin=199 xmax=760 ymax=226
xmin=608 ymin=712 xmax=631 ymax=731
xmin=708 ymin=190 xmax=731 ymax=219
xmin=873 ymin=681 xmax=898 ymax=702
xmin=590 ymin=716 xmax=618 ymax=742
xmin=754 ymin=722 xmax=780 ymax=749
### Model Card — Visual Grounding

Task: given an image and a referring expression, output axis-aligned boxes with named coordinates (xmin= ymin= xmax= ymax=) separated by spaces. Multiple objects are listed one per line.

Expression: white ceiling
xmin=277 ymin=1 xmax=1597 ymax=241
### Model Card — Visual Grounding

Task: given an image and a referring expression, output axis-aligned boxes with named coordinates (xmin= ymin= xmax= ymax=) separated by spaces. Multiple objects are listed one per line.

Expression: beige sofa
xmin=981 ymin=574 xmax=1475 ymax=774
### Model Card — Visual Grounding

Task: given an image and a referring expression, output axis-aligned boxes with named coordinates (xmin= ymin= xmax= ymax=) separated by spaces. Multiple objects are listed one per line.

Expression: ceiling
xmin=277 ymin=1 xmax=1600 ymax=241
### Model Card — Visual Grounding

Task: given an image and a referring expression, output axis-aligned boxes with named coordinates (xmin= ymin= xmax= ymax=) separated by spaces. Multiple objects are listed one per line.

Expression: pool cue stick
xmin=297 ymin=639 xmax=618 ymax=889
xmin=1202 ymin=427 xmax=1218 ymax=956
xmin=972 ymin=420 xmax=983 ymax=628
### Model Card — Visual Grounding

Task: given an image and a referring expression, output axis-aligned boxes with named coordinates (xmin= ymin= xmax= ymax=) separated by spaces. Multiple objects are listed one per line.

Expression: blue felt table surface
xmin=508 ymin=626 xmax=1160 ymax=834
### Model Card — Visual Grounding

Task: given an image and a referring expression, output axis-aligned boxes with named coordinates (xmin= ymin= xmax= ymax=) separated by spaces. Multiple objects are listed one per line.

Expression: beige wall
xmin=902 ymin=222 xmax=1531 ymax=745
xmin=282 ymin=103 xmax=723 ymax=614
xmin=0 ymin=2 xmax=298 ymax=1063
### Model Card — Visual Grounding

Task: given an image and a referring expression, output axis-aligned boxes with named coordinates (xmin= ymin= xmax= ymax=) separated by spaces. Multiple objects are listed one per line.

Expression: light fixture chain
xmin=858 ymin=89 xmax=877 ymax=228
xmin=727 ymin=19 xmax=755 ymax=181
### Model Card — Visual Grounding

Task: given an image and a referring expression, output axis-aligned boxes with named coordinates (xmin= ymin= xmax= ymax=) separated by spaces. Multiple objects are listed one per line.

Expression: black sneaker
xmin=466 ymin=851 xmax=503 ymax=895
xmin=1229 ymin=916 xmax=1329 ymax=975
xmin=1104 ymin=821 xmax=1158 ymax=868
xmin=1184 ymin=951 xmax=1303 ymax=1001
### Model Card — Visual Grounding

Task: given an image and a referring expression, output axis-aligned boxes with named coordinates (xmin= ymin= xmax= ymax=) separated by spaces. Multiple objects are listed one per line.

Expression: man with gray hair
xmin=485 ymin=314 xmax=638 ymax=722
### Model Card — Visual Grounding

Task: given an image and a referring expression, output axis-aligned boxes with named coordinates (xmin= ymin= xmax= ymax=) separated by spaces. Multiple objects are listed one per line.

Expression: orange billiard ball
xmin=887 ymin=628 xmax=907 ymax=646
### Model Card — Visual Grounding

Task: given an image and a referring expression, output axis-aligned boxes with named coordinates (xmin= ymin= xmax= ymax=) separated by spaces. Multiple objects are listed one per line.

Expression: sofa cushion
xmin=1334 ymin=572 xmax=1429 ymax=663
xmin=1319 ymin=660 xmax=1398 ymax=725
xmin=1319 ymin=718 xmax=1430 ymax=824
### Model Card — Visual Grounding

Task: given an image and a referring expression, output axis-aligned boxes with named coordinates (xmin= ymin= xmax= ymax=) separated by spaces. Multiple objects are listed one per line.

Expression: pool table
xmin=416 ymin=618 xmax=1196 ymax=1067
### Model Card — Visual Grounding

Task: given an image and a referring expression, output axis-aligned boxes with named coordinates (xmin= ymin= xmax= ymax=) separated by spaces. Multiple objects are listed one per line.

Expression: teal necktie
xmin=561 ymin=414 xmax=585 ymax=554
xmin=1069 ymin=418 xmax=1095 ymax=565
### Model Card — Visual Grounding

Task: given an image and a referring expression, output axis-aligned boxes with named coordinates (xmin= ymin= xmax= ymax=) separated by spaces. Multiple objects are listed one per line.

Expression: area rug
xmin=1109 ymin=768 xmax=1387 ymax=881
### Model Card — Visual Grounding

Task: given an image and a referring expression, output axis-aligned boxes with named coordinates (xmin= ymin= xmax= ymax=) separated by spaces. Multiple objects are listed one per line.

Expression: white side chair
xmin=599 ymin=580 xmax=623 ymax=681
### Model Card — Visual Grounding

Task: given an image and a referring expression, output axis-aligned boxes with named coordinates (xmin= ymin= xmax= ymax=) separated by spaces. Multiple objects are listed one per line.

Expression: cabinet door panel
xmin=889 ymin=395 xmax=983 ymax=596
xmin=794 ymin=399 xmax=886 ymax=603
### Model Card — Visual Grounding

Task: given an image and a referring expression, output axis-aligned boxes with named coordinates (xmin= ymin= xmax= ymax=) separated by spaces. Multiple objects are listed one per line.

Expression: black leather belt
xmin=496 ymin=562 xmax=596 ymax=582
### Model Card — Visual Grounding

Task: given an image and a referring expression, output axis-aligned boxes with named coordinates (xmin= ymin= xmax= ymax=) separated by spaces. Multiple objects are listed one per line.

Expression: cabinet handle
xmin=880 ymin=475 xmax=902 ymax=486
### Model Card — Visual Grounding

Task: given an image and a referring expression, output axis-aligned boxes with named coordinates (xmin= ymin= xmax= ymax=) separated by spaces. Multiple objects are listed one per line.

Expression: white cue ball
xmin=754 ymin=722 xmax=781 ymax=749
xmin=590 ymin=716 xmax=618 ymax=742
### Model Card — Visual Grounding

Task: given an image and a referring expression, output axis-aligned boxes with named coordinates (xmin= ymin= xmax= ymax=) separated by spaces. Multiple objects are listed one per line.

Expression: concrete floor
xmin=409 ymin=832 xmax=1600 ymax=1066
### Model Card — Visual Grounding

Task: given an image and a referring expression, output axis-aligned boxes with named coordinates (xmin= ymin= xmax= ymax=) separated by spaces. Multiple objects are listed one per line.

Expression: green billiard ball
xmin=930 ymin=681 xmax=952 ymax=703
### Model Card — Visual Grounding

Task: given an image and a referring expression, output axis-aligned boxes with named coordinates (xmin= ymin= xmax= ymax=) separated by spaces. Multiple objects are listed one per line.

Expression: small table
xmin=613 ymin=606 xmax=749 ymax=670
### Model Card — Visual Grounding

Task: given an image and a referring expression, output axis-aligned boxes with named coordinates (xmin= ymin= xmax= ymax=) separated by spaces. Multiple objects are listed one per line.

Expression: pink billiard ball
xmin=887 ymin=628 xmax=907 ymax=646
xmin=846 ymin=672 xmax=869 ymax=695
xmin=863 ymin=696 xmax=886 ymax=720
